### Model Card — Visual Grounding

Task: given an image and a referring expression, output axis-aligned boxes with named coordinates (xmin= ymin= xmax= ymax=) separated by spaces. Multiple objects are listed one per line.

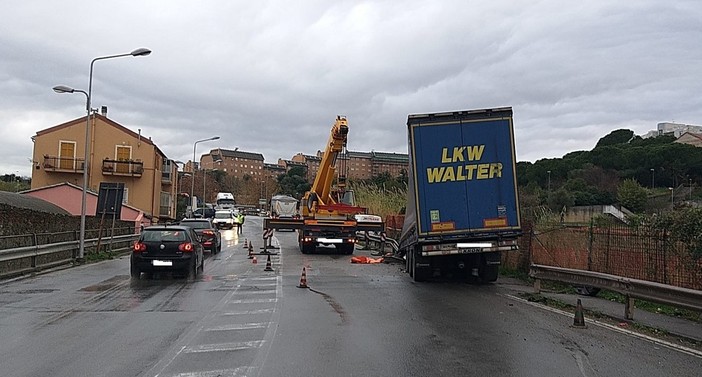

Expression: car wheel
xmin=197 ymin=257 xmax=204 ymax=274
xmin=130 ymin=262 xmax=140 ymax=279
xmin=186 ymin=259 xmax=197 ymax=281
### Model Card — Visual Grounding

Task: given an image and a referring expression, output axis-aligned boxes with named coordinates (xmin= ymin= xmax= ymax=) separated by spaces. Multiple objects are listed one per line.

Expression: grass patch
xmin=353 ymin=183 xmax=407 ymax=220
xmin=84 ymin=250 xmax=125 ymax=263
xmin=499 ymin=266 xmax=530 ymax=281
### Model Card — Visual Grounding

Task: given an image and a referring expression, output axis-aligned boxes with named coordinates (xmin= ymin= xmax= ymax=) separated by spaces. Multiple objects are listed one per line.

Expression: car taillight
xmin=133 ymin=242 xmax=147 ymax=252
xmin=179 ymin=242 xmax=194 ymax=252
xmin=202 ymin=230 xmax=214 ymax=236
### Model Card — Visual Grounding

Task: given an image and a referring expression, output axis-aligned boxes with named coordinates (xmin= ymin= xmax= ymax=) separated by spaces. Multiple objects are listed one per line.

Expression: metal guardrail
xmin=530 ymin=264 xmax=702 ymax=319
xmin=0 ymin=234 xmax=138 ymax=280
xmin=356 ymin=231 xmax=399 ymax=254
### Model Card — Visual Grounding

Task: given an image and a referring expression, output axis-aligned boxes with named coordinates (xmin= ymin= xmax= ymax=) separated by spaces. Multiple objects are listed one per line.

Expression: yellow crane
xmin=264 ymin=116 xmax=384 ymax=254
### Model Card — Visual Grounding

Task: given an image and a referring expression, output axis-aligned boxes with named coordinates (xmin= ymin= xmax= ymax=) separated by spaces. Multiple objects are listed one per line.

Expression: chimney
xmin=101 ymin=106 xmax=108 ymax=116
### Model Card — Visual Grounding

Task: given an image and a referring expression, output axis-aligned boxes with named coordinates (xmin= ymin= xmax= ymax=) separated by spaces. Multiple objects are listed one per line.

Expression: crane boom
xmin=307 ymin=116 xmax=348 ymax=210
xmin=263 ymin=115 xmax=384 ymax=254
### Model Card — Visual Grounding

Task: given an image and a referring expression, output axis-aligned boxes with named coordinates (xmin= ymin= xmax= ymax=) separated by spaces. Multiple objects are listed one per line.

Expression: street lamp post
xmin=650 ymin=168 xmax=655 ymax=189
xmin=53 ymin=47 xmax=151 ymax=263
xmin=547 ymin=170 xmax=551 ymax=192
xmin=669 ymin=187 xmax=674 ymax=208
xmin=190 ymin=137 xmax=220 ymax=217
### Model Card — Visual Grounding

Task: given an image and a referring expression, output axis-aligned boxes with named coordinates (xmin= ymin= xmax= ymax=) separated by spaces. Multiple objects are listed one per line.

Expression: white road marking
xmin=183 ymin=341 xmax=264 ymax=353
xmin=206 ymin=323 xmax=269 ymax=331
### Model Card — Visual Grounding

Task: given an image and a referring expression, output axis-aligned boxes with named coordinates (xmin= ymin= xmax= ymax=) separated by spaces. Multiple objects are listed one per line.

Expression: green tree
xmin=547 ymin=188 xmax=574 ymax=212
xmin=277 ymin=167 xmax=310 ymax=199
xmin=617 ymin=178 xmax=647 ymax=213
xmin=595 ymin=129 xmax=635 ymax=147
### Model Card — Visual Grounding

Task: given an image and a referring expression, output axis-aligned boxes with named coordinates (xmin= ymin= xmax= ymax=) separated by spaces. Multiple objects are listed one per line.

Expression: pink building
xmin=22 ymin=182 xmax=149 ymax=231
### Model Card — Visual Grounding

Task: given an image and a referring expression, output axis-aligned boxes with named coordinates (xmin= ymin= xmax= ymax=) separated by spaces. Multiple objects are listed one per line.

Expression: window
xmin=59 ymin=141 xmax=76 ymax=170
xmin=122 ymin=188 xmax=129 ymax=204
xmin=116 ymin=146 xmax=131 ymax=173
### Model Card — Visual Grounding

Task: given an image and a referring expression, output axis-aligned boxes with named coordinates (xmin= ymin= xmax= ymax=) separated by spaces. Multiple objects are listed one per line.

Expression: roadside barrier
xmin=248 ymin=243 xmax=254 ymax=259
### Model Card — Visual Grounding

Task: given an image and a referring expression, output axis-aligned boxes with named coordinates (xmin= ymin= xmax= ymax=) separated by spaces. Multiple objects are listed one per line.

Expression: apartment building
xmin=291 ymin=153 xmax=321 ymax=183
xmin=31 ymin=113 xmax=179 ymax=222
xmin=370 ymin=151 xmax=409 ymax=178
xmin=200 ymin=148 xmax=265 ymax=180
xmin=263 ymin=163 xmax=286 ymax=180
xmin=311 ymin=150 xmax=408 ymax=181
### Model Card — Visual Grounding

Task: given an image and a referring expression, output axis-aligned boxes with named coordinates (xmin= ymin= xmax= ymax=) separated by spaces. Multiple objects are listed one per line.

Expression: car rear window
xmin=142 ymin=230 xmax=188 ymax=242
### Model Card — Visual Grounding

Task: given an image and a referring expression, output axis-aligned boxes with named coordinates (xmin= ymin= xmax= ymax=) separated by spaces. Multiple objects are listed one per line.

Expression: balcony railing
xmin=102 ymin=159 xmax=143 ymax=177
xmin=42 ymin=155 xmax=85 ymax=173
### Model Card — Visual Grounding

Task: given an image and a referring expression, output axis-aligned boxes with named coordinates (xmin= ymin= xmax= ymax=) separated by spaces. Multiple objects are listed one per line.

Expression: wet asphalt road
xmin=0 ymin=216 xmax=699 ymax=377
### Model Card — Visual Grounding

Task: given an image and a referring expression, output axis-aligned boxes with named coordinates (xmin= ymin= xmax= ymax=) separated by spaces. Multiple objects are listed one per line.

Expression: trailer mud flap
xmin=483 ymin=252 xmax=501 ymax=266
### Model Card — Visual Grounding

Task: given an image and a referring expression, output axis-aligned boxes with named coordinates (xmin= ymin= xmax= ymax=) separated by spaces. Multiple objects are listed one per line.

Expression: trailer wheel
xmin=300 ymin=242 xmax=315 ymax=254
xmin=337 ymin=243 xmax=354 ymax=255
xmin=478 ymin=264 xmax=499 ymax=283
xmin=411 ymin=249 xmax=427 ymax=282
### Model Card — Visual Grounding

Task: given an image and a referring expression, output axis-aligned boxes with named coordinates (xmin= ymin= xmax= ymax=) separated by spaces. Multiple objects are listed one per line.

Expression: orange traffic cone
xmin=572 ymin=299 xmax=586 ymax=328
xmin=242 ymin=239 xmax=248 ymax=248
xmin=247 ymin=244 xmax=253 ymax=259
xmin=252 ymin=256 xmax=258 ymax=264
xmin=264 ymin=254 xmax=274 ymax=272
xmin=297 ymin=267 xmax=308 ymax=288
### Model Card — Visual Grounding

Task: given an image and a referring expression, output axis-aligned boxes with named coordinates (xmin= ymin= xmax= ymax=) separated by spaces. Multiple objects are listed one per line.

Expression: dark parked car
xmin=131 ymin=225 xmax=204 ymax=279
xmin=179 ymin=218 xmax=222 ymax=253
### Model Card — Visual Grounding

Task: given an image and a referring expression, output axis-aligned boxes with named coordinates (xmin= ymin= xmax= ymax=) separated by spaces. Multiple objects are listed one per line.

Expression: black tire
xmin=186 ymin=259 xmax=197 ymax=281
xmin=478 ymin=264 xmax=499 ymax=283
xmin=130 ymin=262 xmax=141 ymax=279
xmin=337 ymin=243 xmax=354 ymax=255
xmin=413 ymin=265 xmax=427 ymax=282
xmin=411 ymin=249 xmax=428 ymax=282
xmin=407 ymin=250 xmax=413 ymax=277
xmin=300 ymin=242 xmax=314 ymax=254
xmin=197 ymin=256 xmax=204 ymax=274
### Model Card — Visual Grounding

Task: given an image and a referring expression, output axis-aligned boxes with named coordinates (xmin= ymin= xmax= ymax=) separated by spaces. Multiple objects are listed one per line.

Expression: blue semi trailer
xmin=399 ymin=107 xmax=522 ymax=282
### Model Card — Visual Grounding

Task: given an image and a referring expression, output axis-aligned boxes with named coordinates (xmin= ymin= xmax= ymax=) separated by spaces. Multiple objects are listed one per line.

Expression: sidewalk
xmin=497 ymin=277 xmax=702 ymax=344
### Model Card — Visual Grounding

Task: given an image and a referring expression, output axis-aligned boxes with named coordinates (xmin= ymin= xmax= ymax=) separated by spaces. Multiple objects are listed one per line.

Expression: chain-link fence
xmin=526 ymin=222 xmax=702 ymax=290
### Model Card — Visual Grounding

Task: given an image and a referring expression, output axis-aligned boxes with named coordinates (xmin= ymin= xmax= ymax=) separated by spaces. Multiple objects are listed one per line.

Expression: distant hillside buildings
xmin=642 ymin=122 xmax=702 ymax=139
xmin=193 ymin=148 xmax=409 ymax=183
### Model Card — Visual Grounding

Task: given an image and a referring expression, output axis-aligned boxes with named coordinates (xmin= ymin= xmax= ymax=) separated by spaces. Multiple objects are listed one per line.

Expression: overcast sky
xmin=2 ymin=1 xmax=701 ymax=178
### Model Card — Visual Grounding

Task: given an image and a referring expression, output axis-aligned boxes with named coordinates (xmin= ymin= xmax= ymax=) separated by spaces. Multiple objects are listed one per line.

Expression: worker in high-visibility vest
xmin=235 ymin=212 xmax=245 ymax=234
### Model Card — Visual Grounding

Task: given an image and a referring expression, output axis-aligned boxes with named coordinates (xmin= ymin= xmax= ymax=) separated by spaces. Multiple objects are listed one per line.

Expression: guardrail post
xmin=31 ymin=233 xmax=38 ymax=269
xmin=533 ymin=278 xmax=542 ymax=293
xmin=625 ymin=295 xmax=635 ymax=320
